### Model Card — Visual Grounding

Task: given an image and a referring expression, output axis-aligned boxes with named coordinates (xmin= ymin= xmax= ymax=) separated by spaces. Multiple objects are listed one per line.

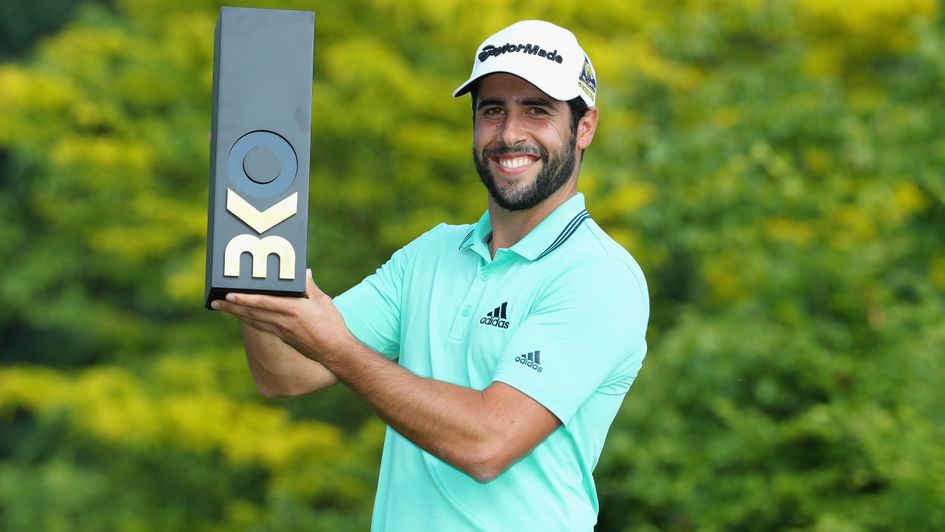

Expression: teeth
xmin=499 ymin=157 xmax=532 ymax=169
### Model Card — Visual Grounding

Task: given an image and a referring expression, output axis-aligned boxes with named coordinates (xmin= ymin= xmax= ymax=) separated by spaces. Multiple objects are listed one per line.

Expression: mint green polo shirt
xmin=334 ymin=193 xmax=649 ymax=531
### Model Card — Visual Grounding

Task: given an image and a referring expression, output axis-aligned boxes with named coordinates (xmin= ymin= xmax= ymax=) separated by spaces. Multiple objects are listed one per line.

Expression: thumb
xmin=305 ymin=268 xmax=323 ymax=299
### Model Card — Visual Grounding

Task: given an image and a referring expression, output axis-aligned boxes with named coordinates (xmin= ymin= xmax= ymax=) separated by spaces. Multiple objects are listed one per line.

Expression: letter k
xmin=226 ymin=188 xmax=298 ymax=234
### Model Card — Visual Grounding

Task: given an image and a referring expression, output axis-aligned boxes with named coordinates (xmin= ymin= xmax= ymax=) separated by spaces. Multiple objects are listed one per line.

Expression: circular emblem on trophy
xmin=243 ymin=146 xmax=281 ymax=184
xmin=227 ymin=130 xmax=298 ymax=198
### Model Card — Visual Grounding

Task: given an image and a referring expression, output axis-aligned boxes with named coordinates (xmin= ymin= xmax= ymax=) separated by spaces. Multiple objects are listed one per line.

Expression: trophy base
xmin=205 ymin=286 xmax=305 ymax=310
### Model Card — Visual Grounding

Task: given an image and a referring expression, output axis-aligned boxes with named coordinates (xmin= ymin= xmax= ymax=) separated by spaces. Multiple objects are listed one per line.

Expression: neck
xmin=487 ymin=182 xmax=577 ymax=258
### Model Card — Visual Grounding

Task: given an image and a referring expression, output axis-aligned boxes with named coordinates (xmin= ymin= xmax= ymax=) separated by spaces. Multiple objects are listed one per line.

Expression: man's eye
xmin=527 ymin=107 xmax=548 ymax=115
xmin=482 ymin=107 xmax=503 ymax=116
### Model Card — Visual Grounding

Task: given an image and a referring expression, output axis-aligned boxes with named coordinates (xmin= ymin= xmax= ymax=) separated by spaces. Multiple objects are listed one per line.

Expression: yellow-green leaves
xmin=2 ymin=1 xmax=944 ymax=530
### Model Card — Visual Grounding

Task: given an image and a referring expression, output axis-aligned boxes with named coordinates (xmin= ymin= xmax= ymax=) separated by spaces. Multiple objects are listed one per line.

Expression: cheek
xmin=536 ymin=129 xmax=569 ymax=154
xmin=529 ymin=117 xmax=569 ymax=144
xmin=549 ymin=120 xmax=571 ymax=140
xmin=473 ymin=126 xmax=496 ymax=152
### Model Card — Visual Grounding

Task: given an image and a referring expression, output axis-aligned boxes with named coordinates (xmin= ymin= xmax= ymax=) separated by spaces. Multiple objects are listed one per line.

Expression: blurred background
xmin=1 ymin=0 xmax=943 ymax=530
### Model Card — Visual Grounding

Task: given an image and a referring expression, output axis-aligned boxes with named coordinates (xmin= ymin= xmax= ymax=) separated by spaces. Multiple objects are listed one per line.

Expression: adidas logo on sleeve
xmin=480 ymin=301 xmax=510 ymax=329
xmin=514 ymin=350 xmax=542 ymax=372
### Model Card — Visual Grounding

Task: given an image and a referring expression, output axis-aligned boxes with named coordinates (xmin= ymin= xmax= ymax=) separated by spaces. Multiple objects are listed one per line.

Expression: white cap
xmin=453 ymin=20 xmax=597 ymax=107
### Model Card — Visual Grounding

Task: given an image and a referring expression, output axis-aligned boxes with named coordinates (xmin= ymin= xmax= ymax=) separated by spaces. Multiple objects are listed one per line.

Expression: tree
xmin=0 ymin=0 xmax=943 ymax=529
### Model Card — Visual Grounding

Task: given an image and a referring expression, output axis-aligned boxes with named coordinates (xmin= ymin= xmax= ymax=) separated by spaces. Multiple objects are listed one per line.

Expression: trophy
xmin=205 ymin=7 xmax=314 ymax=309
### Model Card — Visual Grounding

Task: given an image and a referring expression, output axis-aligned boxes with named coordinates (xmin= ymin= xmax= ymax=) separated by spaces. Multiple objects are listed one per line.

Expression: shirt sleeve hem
xmin=492 ymin=374 xmax=576 ymax=425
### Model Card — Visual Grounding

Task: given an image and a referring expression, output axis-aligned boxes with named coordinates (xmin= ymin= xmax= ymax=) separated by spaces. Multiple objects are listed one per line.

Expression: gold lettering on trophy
xmin=223 ymin=188 xmax=299 ymax=279
xmin=226 ymin=188 xmax=298 ymax=233
xmin=223 ymin=234 xmax=296 ymax=279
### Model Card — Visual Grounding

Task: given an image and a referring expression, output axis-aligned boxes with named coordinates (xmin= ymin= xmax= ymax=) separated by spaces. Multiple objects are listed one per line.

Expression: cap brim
xmin=452 ymin=77 xmax=477 ymax=98
xmin=452 ymin=70 xmax=580 ymax=103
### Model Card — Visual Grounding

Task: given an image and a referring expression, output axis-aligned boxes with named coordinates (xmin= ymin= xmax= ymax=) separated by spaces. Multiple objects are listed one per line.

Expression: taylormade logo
xmin=478 ymin=43 xmax=564 ymax=64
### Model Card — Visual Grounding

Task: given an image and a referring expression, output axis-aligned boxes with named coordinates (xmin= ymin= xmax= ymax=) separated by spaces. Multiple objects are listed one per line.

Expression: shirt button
xmin=461 ymin=307 xmax=471 ymax=317
xmin=480 ymin=271 xmax=489 ymax=281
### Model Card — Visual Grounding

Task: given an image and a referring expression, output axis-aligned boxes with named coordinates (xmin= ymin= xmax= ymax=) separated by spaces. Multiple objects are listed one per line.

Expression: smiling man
xmin=213 ymin=20 xmax=649 ymax=531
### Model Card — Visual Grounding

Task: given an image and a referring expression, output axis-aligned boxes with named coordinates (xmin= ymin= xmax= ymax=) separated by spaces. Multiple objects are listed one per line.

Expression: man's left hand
xmin=211 ymin=269 xmax=354 ymax=361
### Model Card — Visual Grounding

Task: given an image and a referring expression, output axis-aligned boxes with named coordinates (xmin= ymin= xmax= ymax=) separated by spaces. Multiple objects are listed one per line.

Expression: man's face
xmin=472 ymin=74 xmax=578 ymax=212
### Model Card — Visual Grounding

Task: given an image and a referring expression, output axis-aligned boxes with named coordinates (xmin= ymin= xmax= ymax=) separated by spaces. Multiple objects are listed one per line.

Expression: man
xmin=213 ymin=20 xmax=649 ymax=531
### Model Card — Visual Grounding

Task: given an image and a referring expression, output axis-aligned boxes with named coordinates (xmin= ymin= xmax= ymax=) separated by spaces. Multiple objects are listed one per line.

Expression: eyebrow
xmin=476 ymin=97 xmax=504 ymax=110
xmin=477 ymin=96 xmax=556 ymax=110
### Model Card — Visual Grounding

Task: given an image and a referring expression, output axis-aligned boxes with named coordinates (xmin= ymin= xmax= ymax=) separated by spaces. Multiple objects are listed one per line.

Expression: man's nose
xmin=498 ymin=113 xmax=527 ymax=146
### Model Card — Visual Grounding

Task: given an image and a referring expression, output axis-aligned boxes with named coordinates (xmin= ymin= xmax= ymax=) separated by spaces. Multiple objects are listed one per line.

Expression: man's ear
xmin=576 ymin=107 xmax=598 ymax=151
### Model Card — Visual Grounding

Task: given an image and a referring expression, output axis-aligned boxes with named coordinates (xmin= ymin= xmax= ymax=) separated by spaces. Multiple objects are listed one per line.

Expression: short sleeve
xmin=334 ymin=243 xmax=414 ymax=360
xmin=492 ymin=258 xmax=649 ymax=425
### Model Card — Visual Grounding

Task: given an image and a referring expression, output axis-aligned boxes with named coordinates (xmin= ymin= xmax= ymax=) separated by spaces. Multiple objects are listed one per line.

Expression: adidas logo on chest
xmin=480 ymin=301 xmax=510 ymax=329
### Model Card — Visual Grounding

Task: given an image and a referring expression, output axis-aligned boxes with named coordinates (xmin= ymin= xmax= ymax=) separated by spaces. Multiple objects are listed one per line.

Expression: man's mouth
xmin=480 ymin=144 xmax=546 ymax=176
xmin=496 ymin=156 xmax=537 ymax=170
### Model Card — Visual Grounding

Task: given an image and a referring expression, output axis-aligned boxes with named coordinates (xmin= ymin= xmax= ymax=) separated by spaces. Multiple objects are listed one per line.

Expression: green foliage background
xmin=1 ymin=0 xmax=943 ymax=530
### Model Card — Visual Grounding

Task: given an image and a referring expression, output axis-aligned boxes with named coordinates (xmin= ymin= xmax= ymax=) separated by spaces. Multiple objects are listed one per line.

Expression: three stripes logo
xmin=514 ymin=350 xmax=543 ymax=372
xmin=480 ymin=302 xmax=510 ymax=329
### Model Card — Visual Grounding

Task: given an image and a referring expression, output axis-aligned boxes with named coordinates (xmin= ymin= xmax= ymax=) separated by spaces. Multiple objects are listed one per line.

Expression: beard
xmin=473 ymin=132 xmax=577 ymax=211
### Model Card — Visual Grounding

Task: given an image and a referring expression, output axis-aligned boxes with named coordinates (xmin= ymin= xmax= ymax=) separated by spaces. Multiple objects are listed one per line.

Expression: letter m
xmin=223 ymin=234 xmax=296 ymax=279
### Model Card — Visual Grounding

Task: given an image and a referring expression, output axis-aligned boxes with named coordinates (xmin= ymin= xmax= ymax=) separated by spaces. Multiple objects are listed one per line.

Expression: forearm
xmin=310 ymin=335 xmax=548 ymax=482
xmin=215 ymin=280 xmax=557 ymax=480
xmin=241 ymin=320 xmax=337 ymax=397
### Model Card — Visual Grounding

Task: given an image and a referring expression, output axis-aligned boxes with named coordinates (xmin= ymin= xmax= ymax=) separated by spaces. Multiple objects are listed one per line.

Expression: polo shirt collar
xmin=459 ymin=193 xmax=590 ymax=262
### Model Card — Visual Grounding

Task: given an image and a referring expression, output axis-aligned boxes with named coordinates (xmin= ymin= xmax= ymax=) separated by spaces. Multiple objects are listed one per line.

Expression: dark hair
xmin=565 ymin=97 xmax=590 ymax=137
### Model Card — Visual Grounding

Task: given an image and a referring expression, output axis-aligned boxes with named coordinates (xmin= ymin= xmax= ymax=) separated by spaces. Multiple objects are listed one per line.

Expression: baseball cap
xmin=453 ymin=20 xmax=597 ymax=107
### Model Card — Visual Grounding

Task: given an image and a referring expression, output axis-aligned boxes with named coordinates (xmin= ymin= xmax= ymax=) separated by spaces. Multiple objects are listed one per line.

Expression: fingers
xmin=305 ymin=268 xmax=318 ymax=299
xmin=305 ymin=268 xmax=328 ymax=300
xmin=226 ymin=291 xmax=286 ymax=310
xmin=240 ymin=316 xmax=282 ymax=337
xmin=212 ymin=296 xmax=285 ymax=325
xmin=211 ymin=269 xmax=326 ymax=321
